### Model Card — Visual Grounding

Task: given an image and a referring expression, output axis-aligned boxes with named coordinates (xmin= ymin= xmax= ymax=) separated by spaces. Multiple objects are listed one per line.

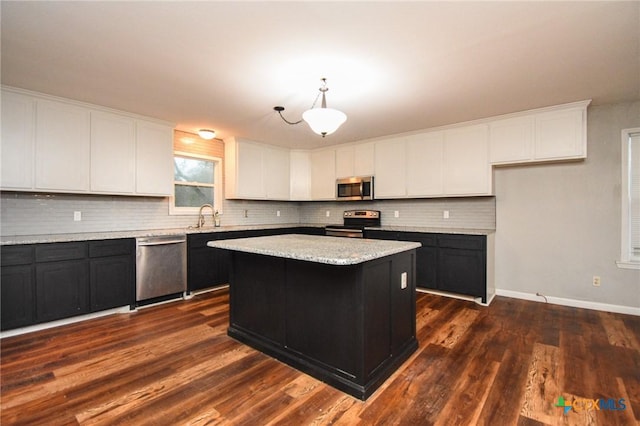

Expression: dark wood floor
xmin=1 ymin=288 xmax=638 ymax=425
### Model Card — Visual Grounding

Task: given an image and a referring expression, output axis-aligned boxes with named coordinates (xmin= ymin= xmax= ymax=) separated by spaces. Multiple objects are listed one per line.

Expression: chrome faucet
xmin=196 ymin=204 xmax=215 ymax=228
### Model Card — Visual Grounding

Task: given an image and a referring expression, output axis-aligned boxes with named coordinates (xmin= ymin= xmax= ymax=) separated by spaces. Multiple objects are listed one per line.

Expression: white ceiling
xmin=2 ymin=1 xmax=639 ymax=149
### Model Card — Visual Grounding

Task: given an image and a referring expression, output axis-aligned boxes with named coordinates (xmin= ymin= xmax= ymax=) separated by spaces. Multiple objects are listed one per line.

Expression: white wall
xmin=494 ymin=101 xmax=640 ymax=310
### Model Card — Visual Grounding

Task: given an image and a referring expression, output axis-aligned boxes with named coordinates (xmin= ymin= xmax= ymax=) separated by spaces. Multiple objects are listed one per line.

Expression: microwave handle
xmin=360 ymin=181 xmax=364 ymax=200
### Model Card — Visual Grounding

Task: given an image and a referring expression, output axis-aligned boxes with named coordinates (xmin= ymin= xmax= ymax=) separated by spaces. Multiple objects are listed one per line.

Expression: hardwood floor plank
xmin=519 ymin=343 xmax=563 ymax=425
xmin=2 ymin=289 xmax=638 ymax=425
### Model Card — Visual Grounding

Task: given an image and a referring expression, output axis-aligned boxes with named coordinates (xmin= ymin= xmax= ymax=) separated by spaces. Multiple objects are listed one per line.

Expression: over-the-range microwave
xmin=336 ymin=176 xmax=374 ymax=201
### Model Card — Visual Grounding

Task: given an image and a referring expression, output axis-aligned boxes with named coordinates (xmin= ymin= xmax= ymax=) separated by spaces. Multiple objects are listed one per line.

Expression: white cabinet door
xmin=235 ymin=140 xmax=264 ymax=199
xmin=354 ymin=142 xmax=375 ymax=176
xmin=489 ymin=115 xmax=534 ymax=164
xmin=264 ymin=145 xmax=290 ymax=200
xmin=406 ymin=132 xmax=444 ymax=197
xmin=290 ymin=150 xmax=311 ymax=200
xmin=336 ymin=143 xmax=375 ymax=178
xmin=443 ymin=125 xmax=491 ymax=195
xmin=1 ymin=91 xmax=35 ymax=189
xmin=35 ymin=99 xmax=90 ymax=191
xmin=90 ymin=111 xmax=136 ymax=194
xmin=135 ymin=121 xmax=173 ymax=196
xmin=374 ymin=137 xmax=406 ymax=198
xmin=335 ymin=146 xmax=355 ymax=178
xmin=535 ymin=107 xmax=585 ymax=160
xmin=310 ymin=148 xmax=336 ymax=200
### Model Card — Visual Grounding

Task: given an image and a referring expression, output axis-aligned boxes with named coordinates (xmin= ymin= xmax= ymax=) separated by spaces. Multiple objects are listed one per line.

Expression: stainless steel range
xmin=325 ymin=210 xmax=381 ymax=238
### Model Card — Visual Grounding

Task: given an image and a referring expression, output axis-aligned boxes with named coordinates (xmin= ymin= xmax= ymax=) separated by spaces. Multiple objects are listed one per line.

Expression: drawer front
xmin=1 ymin=245 xmax=35 ymax=266
xmin=437 ymin=234 xmax=485 ymax=251
xmin=35 ymin=242 xmax=87 ymax=262
xmin=89 ymin=239 xmax=134 ymax=258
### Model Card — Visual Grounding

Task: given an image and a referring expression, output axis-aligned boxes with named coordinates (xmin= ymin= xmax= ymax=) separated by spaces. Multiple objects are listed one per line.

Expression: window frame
xmin=617 ymin=127 xmax=640 ymax=269
xmin=169 ymin=151 xmax=223 ymax=216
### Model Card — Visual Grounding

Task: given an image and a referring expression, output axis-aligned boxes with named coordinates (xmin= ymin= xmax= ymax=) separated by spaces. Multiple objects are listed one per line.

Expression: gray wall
xmin=494 ymin=101 xmax=640 ymax=309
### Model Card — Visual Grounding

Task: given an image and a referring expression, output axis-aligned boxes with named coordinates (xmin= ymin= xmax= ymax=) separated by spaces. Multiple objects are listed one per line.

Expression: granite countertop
xmin=0 ymin=224 xmax=495 ymax=246
xmin=0 ymin=223 xmax=319 ymax=246
xmin=370 ymin=226 xmax=495 ymax=235
xmin=207 ymin=234 xmax=421 ymax=266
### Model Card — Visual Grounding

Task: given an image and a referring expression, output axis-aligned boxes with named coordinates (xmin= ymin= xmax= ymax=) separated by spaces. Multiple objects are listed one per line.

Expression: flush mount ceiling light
xmin=274 ymin=78 xmax=347 ymax=137
xmin=198 ymin=129 xmax=216 ymax=140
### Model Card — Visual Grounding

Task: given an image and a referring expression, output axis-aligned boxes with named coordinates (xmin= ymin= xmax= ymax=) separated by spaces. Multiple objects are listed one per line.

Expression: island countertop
xmin=207 ymin=234 xmax=421 ymax=266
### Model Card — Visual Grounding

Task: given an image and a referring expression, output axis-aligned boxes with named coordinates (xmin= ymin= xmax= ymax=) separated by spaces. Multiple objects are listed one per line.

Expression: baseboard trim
xmin=496 ymin=289 xmax=640 ymax=316
xmin=0 ymin=305 xmax=132 ymax=339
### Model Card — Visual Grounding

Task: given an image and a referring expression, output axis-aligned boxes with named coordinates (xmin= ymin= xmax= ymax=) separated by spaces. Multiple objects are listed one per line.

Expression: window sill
xmin=616 ymin=260 xmax=640 ymax=270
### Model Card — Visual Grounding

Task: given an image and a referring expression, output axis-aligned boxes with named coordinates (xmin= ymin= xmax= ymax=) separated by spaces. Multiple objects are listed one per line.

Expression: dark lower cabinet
xmin=1 ymin=245 xmax=35 ymax=330
xmin=437 ymin=235 xmax=486 ymax=300
xmin=89 ymin=239 xmax=135 ymax=311
xmin=187 ymin=227 xmax=324 ymax=293
xmin=36 ymin=259 xmax=89 ymax=322
xmin=1 ymin=239 xmax=134 ymax=331
xmin=365 ymin=230 xmax=488 ymax=303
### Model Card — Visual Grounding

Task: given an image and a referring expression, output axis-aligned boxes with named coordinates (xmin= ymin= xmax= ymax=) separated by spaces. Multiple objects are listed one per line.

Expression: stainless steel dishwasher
xmin=135 ymin=235 xmax=187 ymax=302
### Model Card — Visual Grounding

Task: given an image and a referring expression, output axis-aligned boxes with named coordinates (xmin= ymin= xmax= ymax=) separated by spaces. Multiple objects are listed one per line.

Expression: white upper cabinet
xmin=310 ymin=148 xmax=336 ymax=200
xmin=135 ymin=121 xmax=174 ymax=196
xmin=489 ymin=115 xmax=534 ymax=163
xmin=374 ymin=136 xmax=407 ymax=198
xmin=90 ymin=111 xmax=136 ymax=194
xmin=443 ymin=125 xmax=491 ymax=195
xmin=1 ymin=91 xmax=35 ymax=189
xmin=406 ymin=132 xmax=444 ymax=197
xmin=489 ymin=100 xmax=589 ymax=165
xmin=534 ymin=106 xmax=586 ymax=160
xmin=290 ymin=150 xmax=311 ymax=200
xmin=35 ymin=99 xmax=91 ymax=191
xmin=1 ymin=87 xmax=174 ymax=196
xmin=264 ymin=145 xmax=290 ymax=200
xmin=225 ymin=137 xmax=290 ymax=200
xmin=335 ymin=142 xmax=375 ymax=178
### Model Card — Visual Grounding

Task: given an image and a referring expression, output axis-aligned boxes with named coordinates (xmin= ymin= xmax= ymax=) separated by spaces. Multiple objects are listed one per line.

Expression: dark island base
xmin=226 ymin=250 xmax=418 ymax=400
xmin=228 ymin=325 xmax=418 ymax=400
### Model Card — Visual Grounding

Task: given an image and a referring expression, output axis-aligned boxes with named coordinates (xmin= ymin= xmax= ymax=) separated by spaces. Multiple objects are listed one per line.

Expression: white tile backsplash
xmin=299 ymin=197 xmax=496 ymax=229
xmin=1 ymin=192 xmax=495 ymax=236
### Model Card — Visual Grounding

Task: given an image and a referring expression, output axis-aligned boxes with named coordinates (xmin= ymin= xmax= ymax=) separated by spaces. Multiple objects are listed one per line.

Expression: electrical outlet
xmin=73 ymin=211 xmax=82 ymax=221
xmin=593 ymin=276 xmax=601 ymax=287
xmin=276 ymin=210 xmax=281 ymax=217
xmin=401 ymin=272 xmax=407 ymax=289
xmin=394 ymin=211 xmax=399 ymax=218
xmin=443 ymin=210 xmax=450 ymax=219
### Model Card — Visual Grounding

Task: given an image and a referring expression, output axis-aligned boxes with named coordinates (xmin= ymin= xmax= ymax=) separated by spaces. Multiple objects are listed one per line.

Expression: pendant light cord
xmin=274 ymin=79 xmax=326 ymax=125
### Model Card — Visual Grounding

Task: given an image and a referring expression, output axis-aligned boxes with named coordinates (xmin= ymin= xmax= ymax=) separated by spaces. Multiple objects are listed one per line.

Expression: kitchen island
xmin=208 ymin=234 xmax=420 ymax=400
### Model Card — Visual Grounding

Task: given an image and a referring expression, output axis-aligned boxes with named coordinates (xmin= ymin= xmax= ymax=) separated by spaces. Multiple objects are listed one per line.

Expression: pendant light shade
xmin=302 ymin=107 xmax=347 ymax=137
xmin=274 ymin=78 xmax=347 ymax=137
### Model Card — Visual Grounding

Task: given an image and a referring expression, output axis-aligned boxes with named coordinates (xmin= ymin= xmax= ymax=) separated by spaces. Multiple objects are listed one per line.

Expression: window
xmin=170 ymin=151 xmax=222 ymax=215
xmin=618 ymin=128 xmax=640 ymax=269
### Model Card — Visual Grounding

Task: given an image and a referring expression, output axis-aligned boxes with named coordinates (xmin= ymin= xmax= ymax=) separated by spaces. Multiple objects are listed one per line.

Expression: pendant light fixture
xmin=274 ymin=78 xmax=347 ymax=137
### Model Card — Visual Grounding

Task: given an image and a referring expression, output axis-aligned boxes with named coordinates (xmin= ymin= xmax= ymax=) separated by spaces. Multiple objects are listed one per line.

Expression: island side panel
xmin=229 ymin=251 xmax=286 ymax=345
xmin=361 ymin=259 xmax=392 ymax=379
xmin=285 ymin=260 xmax=360 ymax=379
xmin=391 ymin=250 xmax=417 ymax=355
